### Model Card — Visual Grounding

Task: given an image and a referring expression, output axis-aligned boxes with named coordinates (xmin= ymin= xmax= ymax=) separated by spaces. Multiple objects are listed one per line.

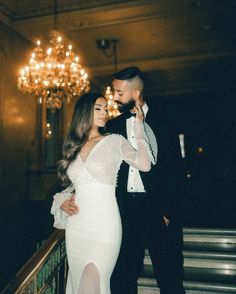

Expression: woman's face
xmin=93 ymin=97 xmax=108 ymax=128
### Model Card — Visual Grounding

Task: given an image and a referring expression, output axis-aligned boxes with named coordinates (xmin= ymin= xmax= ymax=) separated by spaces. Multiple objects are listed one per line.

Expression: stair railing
xmin=1 ymin=229 xmax=66 ymax=294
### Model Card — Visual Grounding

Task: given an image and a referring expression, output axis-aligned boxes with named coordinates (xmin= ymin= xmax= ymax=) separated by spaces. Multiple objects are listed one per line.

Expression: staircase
xmin=138 ymin=228 xmax=236 ymax=294
xmin=3 ymin=227 xmax=236 ymax=294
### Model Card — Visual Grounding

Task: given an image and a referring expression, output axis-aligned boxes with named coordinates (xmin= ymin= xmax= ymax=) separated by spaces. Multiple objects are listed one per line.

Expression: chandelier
xmin=105 ymin=86 xmax=120 ymax=119
xmin=18 ymin=30 xmax=90 ymax=111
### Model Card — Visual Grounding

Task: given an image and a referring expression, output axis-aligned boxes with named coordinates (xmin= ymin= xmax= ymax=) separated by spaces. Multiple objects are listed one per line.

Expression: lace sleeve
xmin=120 ymin=119 xmax=155 ymax=171
xmin=50 ymin=184 xmax=75 ymax=229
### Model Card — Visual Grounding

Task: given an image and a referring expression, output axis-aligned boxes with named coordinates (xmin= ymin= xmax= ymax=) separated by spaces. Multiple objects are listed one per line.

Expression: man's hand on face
xmin=61 ymin=195 xmax=79 ymax=216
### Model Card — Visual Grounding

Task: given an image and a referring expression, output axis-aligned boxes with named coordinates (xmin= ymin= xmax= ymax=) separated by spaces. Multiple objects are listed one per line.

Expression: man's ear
xmin=132 ymin=89 xmax=141 ymax=101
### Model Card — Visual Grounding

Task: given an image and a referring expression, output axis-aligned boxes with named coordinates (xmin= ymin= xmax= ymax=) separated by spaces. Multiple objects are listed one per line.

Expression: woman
xmin=52 ymin=92 xmax=154 ymax=294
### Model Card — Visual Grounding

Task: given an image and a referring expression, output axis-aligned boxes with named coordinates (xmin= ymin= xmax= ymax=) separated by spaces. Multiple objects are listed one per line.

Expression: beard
xmin=115 ymin=99 xmax=135 ymax=114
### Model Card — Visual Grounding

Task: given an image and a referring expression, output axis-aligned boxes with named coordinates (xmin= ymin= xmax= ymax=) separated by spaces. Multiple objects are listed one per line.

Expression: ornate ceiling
xmin=0 ymin=0 xmax=235 ymax=93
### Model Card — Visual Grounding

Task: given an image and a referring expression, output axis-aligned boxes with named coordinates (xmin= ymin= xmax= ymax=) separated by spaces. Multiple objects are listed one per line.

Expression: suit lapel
xmin=107 ymin=114 xmax=127 ymax=138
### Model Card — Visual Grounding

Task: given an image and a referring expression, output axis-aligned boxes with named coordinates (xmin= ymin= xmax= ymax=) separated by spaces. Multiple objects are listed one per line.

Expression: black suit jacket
xmin=107 ymin=111 xmax=184 ymax=221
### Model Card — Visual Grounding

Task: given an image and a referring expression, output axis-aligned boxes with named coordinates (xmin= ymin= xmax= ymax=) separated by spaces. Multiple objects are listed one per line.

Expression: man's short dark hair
xmin=112 ymin=66 xmax=145 ymax=83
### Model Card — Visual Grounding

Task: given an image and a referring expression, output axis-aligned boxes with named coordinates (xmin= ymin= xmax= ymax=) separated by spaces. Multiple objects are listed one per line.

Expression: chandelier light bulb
xmin=47 ymin=48 xmax=52 ymax=55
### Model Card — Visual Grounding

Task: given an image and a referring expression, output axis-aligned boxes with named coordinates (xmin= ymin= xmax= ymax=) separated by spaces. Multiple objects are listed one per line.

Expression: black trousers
xmin=110 ymin=192 xmax=185 ymax=294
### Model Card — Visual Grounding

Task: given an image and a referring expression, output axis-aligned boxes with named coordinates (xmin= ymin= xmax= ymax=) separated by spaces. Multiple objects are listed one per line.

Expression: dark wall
xmin=147 ymin=89 xmax=236 ymax=228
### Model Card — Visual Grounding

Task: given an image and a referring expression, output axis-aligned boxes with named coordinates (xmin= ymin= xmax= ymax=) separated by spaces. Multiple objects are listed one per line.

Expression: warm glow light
xmin=18 ymin=30 xmax=89 ymax=111
xmin=105 ymin=86 xmax=120 ymax=119
xmin=197 ymin=147 xmax=204 ymax=153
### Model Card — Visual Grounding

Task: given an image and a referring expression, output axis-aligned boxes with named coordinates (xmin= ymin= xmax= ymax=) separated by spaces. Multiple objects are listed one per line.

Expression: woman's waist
xmin=75 ymin=182 xmax=115 ymax=191
xmin=70 ymin=184 xmax=119 ymax=220
xmin=74 ymin=183 xmax=115 ymax=200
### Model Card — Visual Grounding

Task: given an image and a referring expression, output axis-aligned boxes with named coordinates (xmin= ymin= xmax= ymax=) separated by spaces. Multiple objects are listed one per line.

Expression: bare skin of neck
xmin=80 ymin=128 xmax=104 ymax=162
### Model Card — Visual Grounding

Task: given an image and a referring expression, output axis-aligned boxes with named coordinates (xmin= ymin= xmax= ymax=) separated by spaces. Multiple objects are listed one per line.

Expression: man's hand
xmin=61 ymin=196 xmax=79 ymax=216
xmin=163 ymin=216 xmax=170 ymax=226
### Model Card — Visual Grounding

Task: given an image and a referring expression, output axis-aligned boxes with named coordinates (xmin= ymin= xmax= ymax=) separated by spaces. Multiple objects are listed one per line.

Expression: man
xmin=56 ymin=66 xmax=185 ymax=294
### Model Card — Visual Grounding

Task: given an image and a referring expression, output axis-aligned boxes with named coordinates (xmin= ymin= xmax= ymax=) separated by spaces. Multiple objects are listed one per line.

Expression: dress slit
xmin=78 ymin=263 xmax=101 ymax=294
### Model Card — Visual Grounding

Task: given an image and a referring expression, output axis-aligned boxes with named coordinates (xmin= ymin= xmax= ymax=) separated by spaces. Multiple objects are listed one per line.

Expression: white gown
xmin=51 ymin=121 xmax=154 ymax=294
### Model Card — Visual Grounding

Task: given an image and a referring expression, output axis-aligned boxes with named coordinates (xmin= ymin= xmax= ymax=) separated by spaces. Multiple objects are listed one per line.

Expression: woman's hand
xmin=134 ymin=103 xmax=144 ymax=121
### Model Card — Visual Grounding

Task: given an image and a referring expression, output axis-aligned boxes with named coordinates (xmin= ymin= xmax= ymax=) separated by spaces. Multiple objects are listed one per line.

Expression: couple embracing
xmin=51 ymin=66 xmax=185 ymax=294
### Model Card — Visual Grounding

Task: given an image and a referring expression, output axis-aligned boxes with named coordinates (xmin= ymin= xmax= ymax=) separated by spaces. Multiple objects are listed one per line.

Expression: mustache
xmin=115 ymin=100 xmax=135 ymax=114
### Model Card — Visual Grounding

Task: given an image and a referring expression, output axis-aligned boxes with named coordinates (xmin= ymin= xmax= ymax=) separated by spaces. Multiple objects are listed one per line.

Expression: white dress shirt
xmin=127 ymin=103 xmax=158 ymax=192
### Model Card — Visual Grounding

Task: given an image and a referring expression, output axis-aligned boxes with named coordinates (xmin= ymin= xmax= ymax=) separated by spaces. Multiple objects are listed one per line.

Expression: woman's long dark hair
xmin=58 ymin=92 xmax=105 ymax=184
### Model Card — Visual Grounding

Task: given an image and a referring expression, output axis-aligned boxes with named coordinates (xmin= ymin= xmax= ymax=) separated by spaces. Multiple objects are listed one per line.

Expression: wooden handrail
xmin=1 ymin=229 xmax=66 ymax=294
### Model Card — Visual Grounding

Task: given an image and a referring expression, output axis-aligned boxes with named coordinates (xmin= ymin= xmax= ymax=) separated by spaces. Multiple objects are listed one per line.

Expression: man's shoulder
xmin=107 ymin=114 xmax=125 ymax=128
xmin=146 ymin=109 xmax=173 ymax=130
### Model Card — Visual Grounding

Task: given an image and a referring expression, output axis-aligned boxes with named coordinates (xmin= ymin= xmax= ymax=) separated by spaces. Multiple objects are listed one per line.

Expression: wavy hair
xmin=58 ymin=92 xmax=105 ymax=184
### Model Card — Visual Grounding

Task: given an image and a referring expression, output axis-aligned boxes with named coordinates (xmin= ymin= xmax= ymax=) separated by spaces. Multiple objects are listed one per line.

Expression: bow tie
xmin=123 ymin=111 xmax=136 ymax=119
